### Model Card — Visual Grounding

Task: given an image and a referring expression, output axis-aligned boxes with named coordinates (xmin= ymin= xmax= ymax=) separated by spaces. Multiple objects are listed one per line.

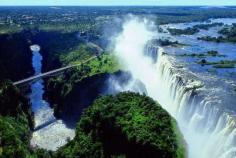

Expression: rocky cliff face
xmin=45 ymin=71 xmax=131 ymax=125
xmin=0 ymin=31 xmax=34 ymax=81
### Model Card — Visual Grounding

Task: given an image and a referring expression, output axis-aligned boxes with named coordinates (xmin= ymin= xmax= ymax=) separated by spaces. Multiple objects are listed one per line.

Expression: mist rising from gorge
xmin=108 ymin=16 xmax=236 ymax=158
xmin=109 ymin=16 xmax=160 ymax=97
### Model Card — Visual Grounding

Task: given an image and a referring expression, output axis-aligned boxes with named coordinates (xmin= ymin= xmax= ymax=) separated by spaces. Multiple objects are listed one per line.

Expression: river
xmin=29 ymin=45 xmax=75 ymax=151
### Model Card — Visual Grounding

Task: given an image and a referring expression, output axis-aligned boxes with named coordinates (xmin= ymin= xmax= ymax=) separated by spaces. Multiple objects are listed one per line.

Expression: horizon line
xmin=0 ymin=5 xmax=235 ymax=7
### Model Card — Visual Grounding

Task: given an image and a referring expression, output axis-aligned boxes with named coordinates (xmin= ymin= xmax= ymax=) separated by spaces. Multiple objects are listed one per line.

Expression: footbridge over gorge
xmin=13 ymin=56 xmax=97 ymax=86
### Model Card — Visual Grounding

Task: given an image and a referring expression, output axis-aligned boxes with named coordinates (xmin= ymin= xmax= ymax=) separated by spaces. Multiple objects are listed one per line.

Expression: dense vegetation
xmin=167 ymin=22 xmax=224 ymax=37
xmin=0 ymin=80 xmax=33 ymax=128
xmin=167 ymin=27 xmax=199 ymax=35
xmin=0 ymin=117 xmax=54 ymax=158
xmin=46 ymin=51 xmax=120 ymax=120
xmin=192 ymin=22 xmax=224 ymax=30
xmin=176 ymin=50 xmax=226 ymax=58
xmin=1 ymin=7 xmax=236 ymax=33
xmin=198 ymin=59 xmax=236 ymax=68
xmin=154 ymin=7 xmax=236 ymax=24
xmin=153 ymin=39 xmax=187 ymax=47
xmin=0 ymin=81 xmax=34 ymax=157
xmin=56 ymin=92 xmax=186 ymax=158
xmin=218 ymin=23 xmax=236 ymax=36
xmin=198 ymin=23 xmax=236 ymax=43
xmin=49 ymin=49 xmax=119 ymax=96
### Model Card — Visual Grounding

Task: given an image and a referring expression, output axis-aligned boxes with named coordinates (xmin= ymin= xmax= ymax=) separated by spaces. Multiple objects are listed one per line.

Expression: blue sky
xmin=0 ymin=0 xmax=235 ymax=6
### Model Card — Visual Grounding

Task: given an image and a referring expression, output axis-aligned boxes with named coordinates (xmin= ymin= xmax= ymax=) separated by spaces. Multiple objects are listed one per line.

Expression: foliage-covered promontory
xmin=56 ymin=92 xmax=186 ymax=158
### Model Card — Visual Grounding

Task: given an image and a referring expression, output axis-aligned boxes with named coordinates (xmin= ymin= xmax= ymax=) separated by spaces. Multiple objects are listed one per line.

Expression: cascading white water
xmin=110 ymin=17 xmax=236 ymax=158
xmin=155 ymin=50 xmax=236 ymax=158
xmin=29 ymin=45 xmax=75 ymax=151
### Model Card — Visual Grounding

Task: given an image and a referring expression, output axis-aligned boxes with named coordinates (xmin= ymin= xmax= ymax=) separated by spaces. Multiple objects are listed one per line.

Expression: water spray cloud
xmin=110 ymin=15 xmax=236 ymax=158
xmin=112 ymin=16 xmax=160 ymax=98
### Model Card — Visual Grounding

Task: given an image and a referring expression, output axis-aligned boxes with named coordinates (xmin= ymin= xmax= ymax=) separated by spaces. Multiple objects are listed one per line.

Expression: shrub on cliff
xmin=46 ymin=53 xmax=120 ymax=118
xmin=0 ymin=80 xmax=35 ymax=157
xmin=0 ymin=80 xmax=34 ymax=128
xmin=56 ymin=92 xmax=186 ymax=158
xmin=0 ymin=116 xmax=54 ymax=158
xmin=0 ymin=117 xmax=32 ymax=157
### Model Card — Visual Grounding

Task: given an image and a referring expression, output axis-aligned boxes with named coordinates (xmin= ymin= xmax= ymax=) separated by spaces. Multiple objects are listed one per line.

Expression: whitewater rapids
xmin=29 ymin=45 xmax=75 ymax=151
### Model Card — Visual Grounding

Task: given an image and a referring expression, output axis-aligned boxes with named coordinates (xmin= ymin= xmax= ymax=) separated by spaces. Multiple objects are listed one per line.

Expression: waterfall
xmin=154 ymin=47 xmax=236 ymax=158
xmin=110 ymin=17 xmax=236 ymax=158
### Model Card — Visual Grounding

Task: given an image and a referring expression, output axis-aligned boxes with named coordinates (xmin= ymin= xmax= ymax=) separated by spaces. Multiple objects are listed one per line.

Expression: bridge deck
xmin=13 ymin=56 xmax=97 ymax=86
